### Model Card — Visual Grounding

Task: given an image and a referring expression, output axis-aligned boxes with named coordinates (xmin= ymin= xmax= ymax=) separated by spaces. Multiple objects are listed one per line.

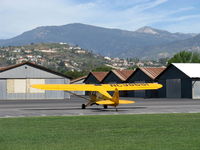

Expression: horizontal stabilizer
xmin=96 ymin=100 xmax=135 ymax=105
xmin=119 ymin=100 xmax=135 ymax=104
xmin=96 ymin=100 xmax=115 ymax=105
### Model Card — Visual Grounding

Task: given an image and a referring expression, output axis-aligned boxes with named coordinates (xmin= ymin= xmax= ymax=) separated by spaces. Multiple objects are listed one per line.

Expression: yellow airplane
xmin=32 ymin=83 xmax=162 ymax=111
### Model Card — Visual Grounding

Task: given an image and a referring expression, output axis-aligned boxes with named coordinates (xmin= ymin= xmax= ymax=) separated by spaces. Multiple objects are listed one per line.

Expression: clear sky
xmin=1 ymin=0 xmax=200 ymax=39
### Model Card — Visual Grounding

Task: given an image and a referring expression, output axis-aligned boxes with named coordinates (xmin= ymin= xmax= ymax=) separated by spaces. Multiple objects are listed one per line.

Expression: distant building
xmin=0 ymin=62 xmax=71 ymax=100
xmin=156 ymin=63 xmax=200 ymax=99
xmin=126 ymin=67 xmax=166 ymax=98
xmin=104 ymin=56 xmax=111 ymax=60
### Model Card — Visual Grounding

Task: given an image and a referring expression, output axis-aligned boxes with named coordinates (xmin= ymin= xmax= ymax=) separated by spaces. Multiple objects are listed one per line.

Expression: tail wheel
xmin=82 ymin=104 xmax=86 ymax=109
xmin=103 ymin=105 xmax=108 ymax=109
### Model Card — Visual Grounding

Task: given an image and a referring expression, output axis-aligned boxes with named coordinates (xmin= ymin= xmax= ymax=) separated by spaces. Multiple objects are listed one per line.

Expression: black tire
xmin=103 ymin=105 xmax=108 ymax=109
xmin=82 ymin=104 xmax=86 ymax=109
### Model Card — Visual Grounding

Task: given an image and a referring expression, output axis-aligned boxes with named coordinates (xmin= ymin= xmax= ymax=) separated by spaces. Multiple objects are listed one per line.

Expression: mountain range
xmin=0 ymin=23 xmax=199 ymax=59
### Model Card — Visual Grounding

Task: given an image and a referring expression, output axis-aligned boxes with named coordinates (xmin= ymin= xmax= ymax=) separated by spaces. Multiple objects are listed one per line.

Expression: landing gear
xmin=81 ymin=104 xmax=86 ymax=109
xmin=115 ymin=106 xmax=118 ymax=111
xmin=103 ymin=105 xmax=108 ymax=109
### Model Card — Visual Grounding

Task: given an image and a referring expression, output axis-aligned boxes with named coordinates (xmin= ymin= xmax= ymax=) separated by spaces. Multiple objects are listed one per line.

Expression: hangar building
xmin=70 ymin=76 xmax=87 ymax=95
xmin=101 ymin=70 xmax=134 ymax=96
xmin=156 ymin=63 xmax=200 ymax=99
xmin=126 ymin=67 xmax=165 ymax=98
xmin=0 ymin=62 xmax=71 ymax=100
xmin=84 ymin=72 xmax=108 ymax=84
xmin=83 ymin=72 xmax=108 ymax=95
xmin=101 ymin=70 xmax=134 ymax=84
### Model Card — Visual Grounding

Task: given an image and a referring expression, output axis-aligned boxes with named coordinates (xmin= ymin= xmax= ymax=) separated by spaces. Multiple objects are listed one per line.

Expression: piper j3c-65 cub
xmin=32 ymin=83 xmax=162 ymax=111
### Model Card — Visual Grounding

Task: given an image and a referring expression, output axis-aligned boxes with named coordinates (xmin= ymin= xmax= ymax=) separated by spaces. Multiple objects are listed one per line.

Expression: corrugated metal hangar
xmin=126 ymin=67 xmax=165 ymax=98
xmin=157 ymin=63 xmax=200 ymax=99
xmin=0 ymin=62 xmax=71 ymax=100
xmin=83 ymin=72 xmax=108 ymax=95
xmin=101 ymin=70 xmax=134 ymax=96
xmin=80 ymin=64 xmax=200 ymax=99
xmin=70 ymin=76 xmax=87 ymax=95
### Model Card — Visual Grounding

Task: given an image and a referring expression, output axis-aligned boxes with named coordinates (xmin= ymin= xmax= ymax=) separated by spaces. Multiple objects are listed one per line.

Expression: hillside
xmin=0 ymin=43 xmax=167 ymax=78
xmin=0 ymin=23 xmax=195 ymax=59
xmin=145 ymin=34 xmax=200 ymax=58
xmin=0 ymin=43 xmax=109 ymax=72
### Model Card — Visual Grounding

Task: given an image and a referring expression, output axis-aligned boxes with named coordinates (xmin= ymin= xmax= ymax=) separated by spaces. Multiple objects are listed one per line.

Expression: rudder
xmin=112 ymin=88 xmax=119 ymax=104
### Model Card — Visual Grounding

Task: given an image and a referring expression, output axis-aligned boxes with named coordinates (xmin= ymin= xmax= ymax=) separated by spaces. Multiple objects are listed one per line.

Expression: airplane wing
xmin=31 ymin=83 xmax=162 ymax=92
xmin=32 ymin=83 xmax=162 ymax=99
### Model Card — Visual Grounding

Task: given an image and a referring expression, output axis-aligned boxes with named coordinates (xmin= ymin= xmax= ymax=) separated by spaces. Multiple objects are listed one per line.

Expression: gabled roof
xmin=0 ymin=62 xmax=71 ymax=79
xmin=139 ymin=67 xmax=166 ymax=80
xmin=171 ymin=63 xmax=200 ymax=78
xmin=112 ymin=70 xmax=134 ymax=81
xmin=91 ymin=72 xmax=108 ymax=82
xmin=126 ymin=67 xmax=166 ymax=81
xmin=84 ymin=72 xmax=108 ymax=83
xmin=156 ymin=63 xmax=200 ymax=79
xmin=70 ymin=76 xmax=87 ymax=84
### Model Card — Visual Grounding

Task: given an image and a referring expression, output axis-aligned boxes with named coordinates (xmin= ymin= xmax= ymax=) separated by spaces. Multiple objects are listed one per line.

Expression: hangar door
xmin=166 ymin=79 xmax=181 ymax=98
xmin=134 ymin=81 xmax=145 ymax=98
xmin=192 ymin=81 xmax=200 ymax=99
xmin=7 ymin=79 xmax=45 ymax=94
xmin=7 ymin=79 xmax=45 ymax=99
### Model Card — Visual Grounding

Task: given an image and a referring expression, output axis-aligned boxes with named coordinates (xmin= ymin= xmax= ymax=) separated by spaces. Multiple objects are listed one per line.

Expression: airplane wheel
xmin=103 ymin=105 xmax=108 ymax=109
xmin=82 ymin=104 xmax=86 ymax=109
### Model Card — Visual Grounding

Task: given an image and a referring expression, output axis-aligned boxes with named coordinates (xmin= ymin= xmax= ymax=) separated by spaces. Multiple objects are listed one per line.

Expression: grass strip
xmin=0 ymin=113 xmax=200 ymax=150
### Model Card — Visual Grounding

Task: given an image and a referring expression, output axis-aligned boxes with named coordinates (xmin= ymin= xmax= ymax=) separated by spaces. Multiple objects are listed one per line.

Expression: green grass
xmin=0 ymin=114 xmax=200 ymax=150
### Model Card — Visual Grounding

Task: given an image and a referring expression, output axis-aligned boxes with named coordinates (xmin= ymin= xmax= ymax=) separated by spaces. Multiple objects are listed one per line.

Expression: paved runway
xmin=0 ymin=96 xmax=200 ymax=118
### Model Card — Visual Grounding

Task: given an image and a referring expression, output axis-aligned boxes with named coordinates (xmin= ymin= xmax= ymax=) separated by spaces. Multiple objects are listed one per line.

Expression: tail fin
xmin=112 ymin=88 xmax=119 ymax=104
xmin=97 ymin=88 xmax=134 ymax=106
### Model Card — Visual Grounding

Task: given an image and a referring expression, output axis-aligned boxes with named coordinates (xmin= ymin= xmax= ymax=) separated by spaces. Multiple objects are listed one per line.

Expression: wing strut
xmin=65 ymin=91 xmax=90 ymax=101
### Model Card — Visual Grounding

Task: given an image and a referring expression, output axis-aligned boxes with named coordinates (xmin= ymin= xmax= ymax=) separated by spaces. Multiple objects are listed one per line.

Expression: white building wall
xmin=0 ymin=64 xmax=70 ymax=100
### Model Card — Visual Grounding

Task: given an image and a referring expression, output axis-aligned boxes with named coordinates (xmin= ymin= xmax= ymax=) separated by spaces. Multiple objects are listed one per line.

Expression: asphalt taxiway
xmin=0 ymin=96 xmax=200 ymax=118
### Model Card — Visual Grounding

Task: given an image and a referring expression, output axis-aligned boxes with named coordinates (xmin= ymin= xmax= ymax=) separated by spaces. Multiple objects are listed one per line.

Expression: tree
xmin=159 ymin=57 xmax=169 ymax=65
xmin=65 ymin=70 xmax=88 ymax=79
xmin=168 ymin=51 xmax=200 ymax=64
xmin=92 ymin=65 xmax=112 ymax=72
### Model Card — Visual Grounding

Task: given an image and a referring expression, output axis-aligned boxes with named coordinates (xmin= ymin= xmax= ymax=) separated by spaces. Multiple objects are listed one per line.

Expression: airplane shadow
xmin=22 ymin=107 xmax=82 ymax=111
xmin=22 ymin=106 xmax=146 ymax=112
xmin=88 ymin=106 xmax=146 ymax=112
